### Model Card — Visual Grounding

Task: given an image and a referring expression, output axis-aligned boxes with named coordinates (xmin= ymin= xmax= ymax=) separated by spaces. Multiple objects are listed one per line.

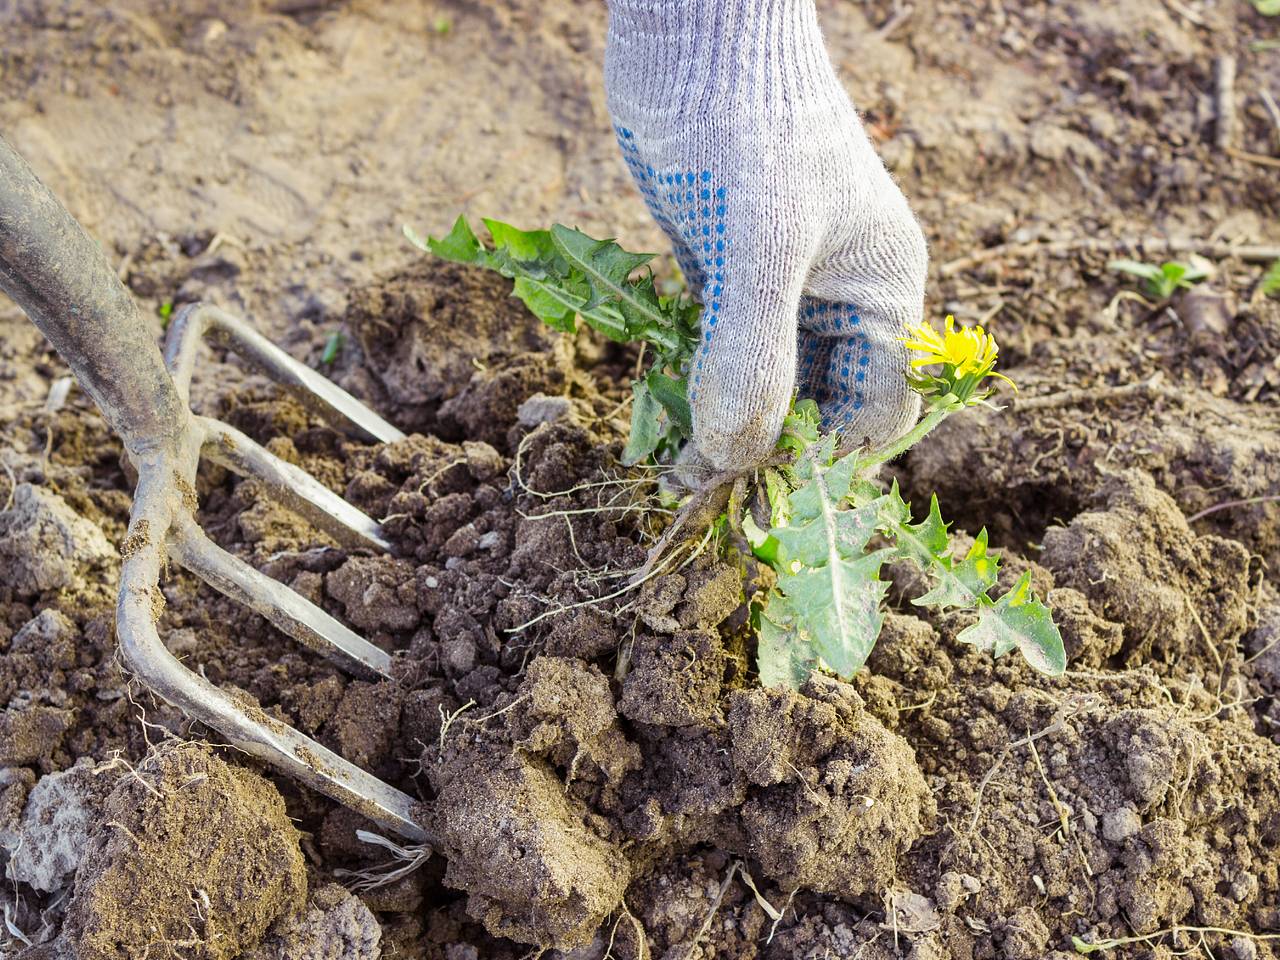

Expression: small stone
xmin=12 ymin=609 xmax=77 ymax=670
xmin=243 ymin=883 xmax=380 ymax=960
xmin=516 ymin=394 xmax=573 ymax=427
xmin=1101 ymin=805 xmax=1142 ymax=842
xmin=5 ymin=759 xmax=119 ymax=893
xmin=1232 ymin=935 xmax=1258 ymax=960
xmin=442 ymin=523 xmax=480 ymax=558
xmin=463 ymin=441 xmax=505 ymax=481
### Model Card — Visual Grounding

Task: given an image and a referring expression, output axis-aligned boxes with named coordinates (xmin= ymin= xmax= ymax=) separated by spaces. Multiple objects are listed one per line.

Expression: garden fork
xmin=0 ymin=134 xmax=429 ymax=843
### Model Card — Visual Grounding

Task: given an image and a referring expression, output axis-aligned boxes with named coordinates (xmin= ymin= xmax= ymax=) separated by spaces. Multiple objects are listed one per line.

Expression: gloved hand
xmin=605 ymin=0 xmax=928 ymax=471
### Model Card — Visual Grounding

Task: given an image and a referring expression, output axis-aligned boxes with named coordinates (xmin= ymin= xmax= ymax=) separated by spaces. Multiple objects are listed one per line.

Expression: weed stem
xmin=857 ymin=406 xmax=952 ymax=471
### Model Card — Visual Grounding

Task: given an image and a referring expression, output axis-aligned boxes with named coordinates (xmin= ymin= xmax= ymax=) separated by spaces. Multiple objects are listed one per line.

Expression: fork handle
xmin=0 ymin=134 xmax=187 ymax=458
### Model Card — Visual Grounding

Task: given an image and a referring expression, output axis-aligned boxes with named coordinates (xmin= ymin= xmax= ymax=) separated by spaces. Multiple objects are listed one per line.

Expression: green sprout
xmin=1261 ymin=259 xmax=1280 ymax=298
xmin=157 ymin=300 xmax=174 ymax=330
xmin=1108 ymin=258 xmax=1209 ymax=299
xmin=321 ymin=331 xmax=344 ymax=366
xmin=408 ymin=218 xmax=1065 ymax=688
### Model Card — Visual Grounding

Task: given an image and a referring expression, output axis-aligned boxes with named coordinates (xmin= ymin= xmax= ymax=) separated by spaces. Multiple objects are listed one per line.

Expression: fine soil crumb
xmin=60 ymin=742 xmax=306 ymax=960
xmin=244 ymin=884 xmax=381 ymax=960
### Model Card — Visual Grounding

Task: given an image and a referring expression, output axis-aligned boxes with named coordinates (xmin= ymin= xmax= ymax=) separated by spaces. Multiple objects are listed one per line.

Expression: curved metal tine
xmin=118 ymin=472 xmax=430 ymax=843
xmin=165 ymin=302 xmax=406 ymax=445
xmin=169 ymin=516 xmax=393 ymax=680
xmin=199 ymin=416 xmax=391 ymax=554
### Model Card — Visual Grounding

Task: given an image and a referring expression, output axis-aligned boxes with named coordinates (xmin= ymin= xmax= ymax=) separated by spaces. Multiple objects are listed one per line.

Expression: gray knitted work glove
xmin=605 ymin=0 xmax=928 ymax=471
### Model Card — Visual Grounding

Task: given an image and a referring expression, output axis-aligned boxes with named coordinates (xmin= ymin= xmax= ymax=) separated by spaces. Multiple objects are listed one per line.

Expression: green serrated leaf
xmin=409 ymin=217 xmax=482 ymax=264
xmin=1108 ymin=259 xmax=1161 ymax=282
xmin=484 ymin=218 xmax=558 ymax=266
xmin=646 ymin=370 xmax=692 ymax=436
xmin=878 ymin=488 xmax=1000 ymax=610
xmin=410 ymin=214 xmax=702 ymax=465
xmin=776 ymin=548 xmax=892 ymax=677
xmin=774 ymin=498 xmax=882 ymax=569
xmin=623 ymin=381 xmax=662 ymax=465
xmin=915 ymin=528 xmax=1000 ymax=609
xmin=757 ymin=597 xmax=818 ymax=688
xmin=510 ymin=276 xmax=581 ymax=333
xmin=1262 ymin=259 xmax=1280 ymax=297
xmin=551 ymin=226 xmax=662 ymax=320
xmin=891 ymin=489 xmax=949 ymax=565
xmin=956 ymin=570 xmax=1067 ymax=675
xmin=760 ymin=455 xmax=894 ymax=679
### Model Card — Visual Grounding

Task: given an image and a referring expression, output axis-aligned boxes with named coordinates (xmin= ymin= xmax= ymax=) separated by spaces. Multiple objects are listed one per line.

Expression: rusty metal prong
xmin=165 ymin=302 xmax=406 ymax=445
xmin=198 ymin=416 xmax=390 ymax=553
xmin=119 ymin=486 xmax=427 ymax=843
xmin=169 ymin=517 xmax=393 ymax=680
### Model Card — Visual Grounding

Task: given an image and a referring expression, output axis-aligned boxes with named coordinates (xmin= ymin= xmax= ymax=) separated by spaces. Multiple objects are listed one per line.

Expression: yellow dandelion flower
xmin=899 ymin=315 xmax=1016 ymax=401
xmin=900 ymin=315 xmax=995 ymax=374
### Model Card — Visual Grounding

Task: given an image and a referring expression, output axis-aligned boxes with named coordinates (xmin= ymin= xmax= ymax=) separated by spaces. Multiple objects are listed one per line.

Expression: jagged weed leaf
xmin=757 ymin=453 xmax=895 ymax=683
xmin=878 ymin=487 xmax=1064 ymax=674
xmin=877 ymin=486 xmax=999 ymax=609
xmin=957 ymin=571 xmax=1067 ymax=675
xmin=623 ymin=381 xmax=662 ymax=465
xmin=645 ymin=369 xmax=691 ymax=437
xmin=509 ymin=277 xmax=582 ymax=333
xmin=915 ymin=528 xmax=1000 ymax=609
xmin=410 ymin=215 xmax=701 ymax=466
xmin=757 ymin=597 xmax=817 ymax=689
xmin=1262 ymin=259 xmax=1280 ymax=298
xmin=775 ymin=548 xmax=892 ymax=678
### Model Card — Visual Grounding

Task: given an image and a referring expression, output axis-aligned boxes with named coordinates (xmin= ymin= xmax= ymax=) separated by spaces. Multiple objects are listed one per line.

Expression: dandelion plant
xmin=408 ymin=217 xmax=1065 ymax=690
xmin=752 ymin=315 xmax=1064 ymax=686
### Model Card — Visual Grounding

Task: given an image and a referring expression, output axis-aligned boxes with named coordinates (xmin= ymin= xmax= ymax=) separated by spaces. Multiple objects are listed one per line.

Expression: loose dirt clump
xmin=728 ymin=678 xmax=933 ymax=899
xmin=344 ymin=260 xmax=565 ymax=449
xmin=432 ymin=742 xmax=632 ymax=949
xmin=243 ymin=884 xmax=382 ymax=960
xmin=59 ymin=742 xmax=306 ymax=960
xmin=0 ymin=484 xmax=114 ymax=597
xmin=1042 ymin=469 xmax=1254 ymax=667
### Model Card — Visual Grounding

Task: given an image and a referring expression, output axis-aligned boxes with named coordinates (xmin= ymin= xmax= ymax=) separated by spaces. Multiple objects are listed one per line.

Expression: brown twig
xmin=1215 ymin=55 xmax=1238 ymax=151
xmin=1013 ymin=376 xmax=1182 ymax=413
xmin=1225 ymin=147 xmax=1280 ymax=170
xmin=1186 ymin=495 xmax=1280 ymax=523
xmin=940 ymin=236 xmax=1280 ymax=277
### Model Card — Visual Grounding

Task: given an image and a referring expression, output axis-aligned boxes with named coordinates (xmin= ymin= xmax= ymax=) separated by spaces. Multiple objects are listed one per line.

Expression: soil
xmin=1 ymin=1 xmax=1279 ymax=959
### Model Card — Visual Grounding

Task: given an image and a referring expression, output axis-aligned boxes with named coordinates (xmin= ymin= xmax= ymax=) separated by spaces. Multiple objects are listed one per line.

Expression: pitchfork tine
xmin=165 ymin=303 xmax=405 ymax=445
xmin=169 ymin=516 xmax=393 ymax=679
xmin=198 ymin=416 xmax=391 ymax=553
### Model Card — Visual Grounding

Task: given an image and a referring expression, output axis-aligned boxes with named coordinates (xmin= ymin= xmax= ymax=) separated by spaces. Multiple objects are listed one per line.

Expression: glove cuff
xmin=605 ymin=0 xmax=841 ymax=125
